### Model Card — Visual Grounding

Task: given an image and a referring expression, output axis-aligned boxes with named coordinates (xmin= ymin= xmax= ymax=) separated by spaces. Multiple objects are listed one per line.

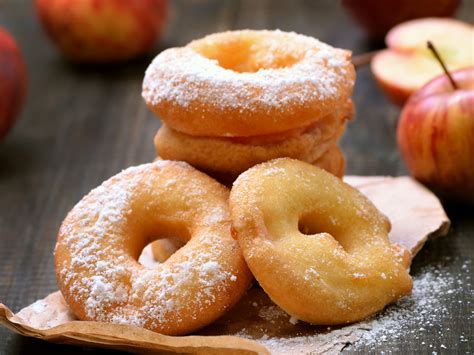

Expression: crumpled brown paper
xmin=0 ymin=176 xmax=450 ymax=354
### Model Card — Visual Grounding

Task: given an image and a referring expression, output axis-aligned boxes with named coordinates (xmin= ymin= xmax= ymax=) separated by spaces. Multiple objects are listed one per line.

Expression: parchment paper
xmin=0 ymin=176 xmax=450 ymax=354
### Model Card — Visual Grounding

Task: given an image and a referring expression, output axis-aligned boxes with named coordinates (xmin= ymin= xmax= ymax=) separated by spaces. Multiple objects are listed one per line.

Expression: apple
xmin=35 ymin=0 xmax=168 ymax=63
xmin=397 ymin=67 xmax=474 ymax=204
xmin=0 ymin=27 xmax=27 ymax=139
xmin=371 ymin=18 xmax=473 ymax=106
xmin=342 ymin=0 xmax=461 ymax=38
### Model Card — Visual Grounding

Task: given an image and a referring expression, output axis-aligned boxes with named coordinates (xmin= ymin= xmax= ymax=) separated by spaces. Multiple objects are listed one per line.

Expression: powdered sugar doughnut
xmin=230 ymin=158 xmax=412 ymax=325
xmin=55 ymin=161 xmax=252 ymax=335
xmin=142 ymin=30 xmax=355 ymax=137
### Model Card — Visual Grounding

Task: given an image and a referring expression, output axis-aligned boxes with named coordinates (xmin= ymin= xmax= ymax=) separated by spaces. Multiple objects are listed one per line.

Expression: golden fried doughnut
xmin=55 ymin=160 xmax=252 ymax=335
xmin=230 ymin=158 xmax=412 ymax=325
xmin=209 ymin=145 xmax=345 ymax=184
xmin=142 ymin=30 xmax=355 ymax=137
xmin=154 ymin=101 xmax=351 ymax=178
xmin=311 ymin=145 xmax=345 ymax=178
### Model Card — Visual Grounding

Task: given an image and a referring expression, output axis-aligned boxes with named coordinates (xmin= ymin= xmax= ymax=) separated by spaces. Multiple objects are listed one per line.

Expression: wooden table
xmin=1 ymin=1 xmax=472 ymax=353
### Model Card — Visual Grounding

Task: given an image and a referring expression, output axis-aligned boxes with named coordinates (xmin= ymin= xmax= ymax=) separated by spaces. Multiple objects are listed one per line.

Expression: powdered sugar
xmin=351 ymin=259 xmax=472 ymax=350
xmin=249 ymin=258 xmax=472 ymax=354
xmin=289 ymin=316 xmax=299 ymax=325
xmin=261 ymin=166 xmax=288 ymax=177
xmin=30 ymin=299 xmax=48 ymax=313
xmin=258 ymin=305 xmax=288 ymax=324
xmin=142 ymin=30 xmax=353 ymax=118
xmin=304 ymin=267 xmax=319 ymax=281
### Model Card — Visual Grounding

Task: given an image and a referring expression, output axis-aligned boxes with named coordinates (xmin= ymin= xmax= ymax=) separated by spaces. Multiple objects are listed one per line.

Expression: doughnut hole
xmin=298 ymin=211 xmax=360 ymax=254
xmin=190 ymin=32 xmax=305 ymax=73
xmin=151 ymin=238 xmax=185 ymax=262
xmin=138 ymin=239 xmax=185 ymax=268
xmin=134 ymin=216 xmax=188 ymax=264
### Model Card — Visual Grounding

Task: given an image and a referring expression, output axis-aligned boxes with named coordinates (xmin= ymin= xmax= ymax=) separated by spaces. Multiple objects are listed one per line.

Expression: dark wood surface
xmin=1 ymin=1 xmax=473 ymax=354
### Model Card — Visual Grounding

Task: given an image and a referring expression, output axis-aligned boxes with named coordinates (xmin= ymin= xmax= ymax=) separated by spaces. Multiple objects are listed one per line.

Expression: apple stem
xmin=427 ymin=41 xmax=459 ymax=90
xmin=352 ymin=50 xmax=380 ymax=68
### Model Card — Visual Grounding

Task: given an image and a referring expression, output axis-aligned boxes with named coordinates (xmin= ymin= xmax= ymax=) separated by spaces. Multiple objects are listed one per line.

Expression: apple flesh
xmin=0 ymin=27 xmax=27 ymax=139
xmin=371 ymin=18 xmax=474 ymax=106
xmin=35 ymin=0 xmax=168 ymax=63
xmin=342 ymin=0 xmax=460 ymax=38
xmin=397 ymin=67 xmax=474 ymax=204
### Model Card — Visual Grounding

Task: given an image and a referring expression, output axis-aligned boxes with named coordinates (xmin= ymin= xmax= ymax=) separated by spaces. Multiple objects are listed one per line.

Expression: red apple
xmin=342 ymin=0 xmax=461 ymax=38
xmin=35 ymin=0 xmax=168 ymax=63
xmin=371 ymin=18 xmax=473 ymax=106
xmin=0 ymin=27 xmax=27 ymax=139
xmin=397 ymin=67 xmax=474 ymax=204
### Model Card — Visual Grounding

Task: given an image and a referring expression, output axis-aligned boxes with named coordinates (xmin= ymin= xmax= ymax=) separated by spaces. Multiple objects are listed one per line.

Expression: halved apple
xmin=371 ymin=18 xmax=473 ymax=106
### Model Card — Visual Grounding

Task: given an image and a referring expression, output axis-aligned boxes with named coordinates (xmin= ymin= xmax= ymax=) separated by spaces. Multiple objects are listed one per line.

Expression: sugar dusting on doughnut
xmin=230 ymin=158 xmax=412 ymax=325
xmin=142 ymin=30 xmax=355 ymax=137
xmin=55 ymin=161 xmax=252 ymax=334
xmin=143 ymin=38 xmax=346 ymax=107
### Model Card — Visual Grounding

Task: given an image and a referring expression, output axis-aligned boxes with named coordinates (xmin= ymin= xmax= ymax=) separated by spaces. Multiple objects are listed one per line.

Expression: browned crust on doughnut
xmin=311 ymin=145 xmax=345 ymax=178
xmin=154 ymin=101 xmax=351 ymax=179
xmin=142 ymin=30 xmax=355 ymax=137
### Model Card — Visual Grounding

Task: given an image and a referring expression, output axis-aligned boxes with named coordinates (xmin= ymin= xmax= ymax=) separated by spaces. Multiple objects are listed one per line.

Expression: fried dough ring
xmin=142 ymin=30 xmax=355 ymax=137
xmin=154 ymin=142 xmax=345 ymax=186
xmin=55 ymin=161 xmax=252 ymax=335
xmin=154 ymin=141 xmax=345 ymax=186
xmin=311 ymin=145 xmax=345 ymax=178
xmin=230 ymin=158 xmax=412 ymax=325
xmin=154 ymin=100 xmax=351 ymax=179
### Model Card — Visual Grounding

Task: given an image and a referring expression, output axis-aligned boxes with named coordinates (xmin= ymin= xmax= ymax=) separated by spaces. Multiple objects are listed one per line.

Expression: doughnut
xmin=154 ymin=100 xmax=351 ymax=179
xmin=142 ymin=30 xmax=355 ymax=137
xmin=154 ymin=122 xmax=344 ymax=178
xmin=310 ymin=145 xmax=345 ymax=178
xmin=55 ymin=160 xmax=252 ymax=335
xmin=230 ymin=158 xmax=412 ymax=325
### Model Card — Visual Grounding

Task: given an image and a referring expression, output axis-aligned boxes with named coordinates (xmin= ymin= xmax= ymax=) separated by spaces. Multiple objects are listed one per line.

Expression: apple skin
xmin=397 ymin=67 xmax=474 ymax=204
xmin=35 ymin=0 xmax=168 ymax=63
xmin=0 ymin=27 xmax=27 ymax=140
xmin=342 ymin=0 xmax=461 ymax=38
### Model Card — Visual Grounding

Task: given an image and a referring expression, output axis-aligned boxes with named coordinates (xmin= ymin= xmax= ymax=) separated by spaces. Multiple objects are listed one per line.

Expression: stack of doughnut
xmin=142 ymin=30 xmax=356 ymax=182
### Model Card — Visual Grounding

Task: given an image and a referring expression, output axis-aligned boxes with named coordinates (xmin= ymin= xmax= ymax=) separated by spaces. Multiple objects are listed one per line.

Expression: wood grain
xmin=0 ymin=0 xmax=472 ymax=354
